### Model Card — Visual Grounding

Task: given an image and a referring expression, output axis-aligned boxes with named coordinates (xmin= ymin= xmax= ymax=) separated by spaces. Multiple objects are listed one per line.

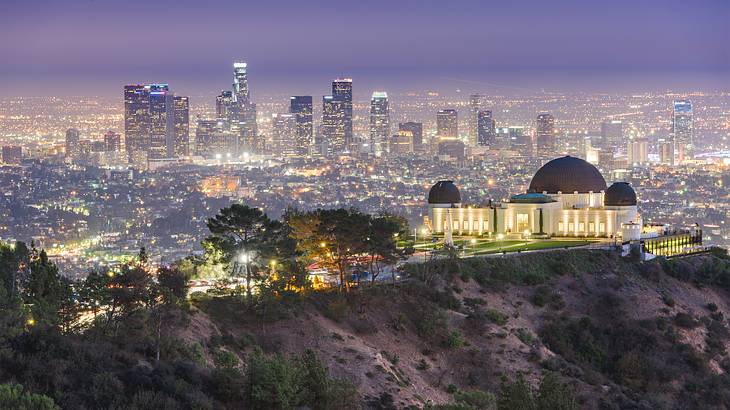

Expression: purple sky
xmin=0 ymin=0 xmax=728 ymax=98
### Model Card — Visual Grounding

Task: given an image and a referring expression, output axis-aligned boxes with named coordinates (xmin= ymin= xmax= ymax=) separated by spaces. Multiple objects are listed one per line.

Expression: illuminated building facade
xmin=369 ymin=91 xmax=390 ymax=156
xmin=476 ymin=110 xmax=495 ymax=147
xmin=427 ymin=156 xmax=641 ymax=239
xmin=172 ymin=96 xmax=189 ymax=157
xmin=436 ymin=109 xmax=458 ymax=139
xmin=468 ymin=94 xmax=488 ymax=146
xmin=536 ymin=113 xmax=555 ymax=153
xmin=322 ymin=95 xmax=347 ymax=155
xmin=332 ymin=78 xmax=353 ymax=149
xmin=672 ymin=100 xmax=693 ymax=162
xmin=271 ymin=113 xmax=297 ymax=156
xmin=399 ymin=122 xmax=423 ymax=150
xmin=290 ymin=96 xmax=313 ymax=155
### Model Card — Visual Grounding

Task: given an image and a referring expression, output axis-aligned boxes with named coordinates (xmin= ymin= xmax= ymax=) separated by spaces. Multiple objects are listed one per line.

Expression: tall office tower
xmin=124 ymin=84 xmax=150 ymax=162
xmin=104 ymin=131 xmax=121 ymax=152
xmin=536 ymin=113 xmax=555 ymax=153
xmin=437 ymin=109 xmax=458 ymax=138
xmin=322 ymin=95 xmax=347 ymax=155
xmin=195 ymin=119 xmax=236 ymax=158
xmin=658 ymin=138 xmax=675 ymax=165
xmin=1 ymin=146 xmax=22 ymax=165
xmin=438 ymin=139 xmax=466 ymax=163
xmin=468 ymin=94 xmax=488 ymax=146
xmin=332 ymin=78 xmax=353 ymax=149
xmin=600 ymin=120 xmax=623 ymax=150
xmin=476 ymin=110 xmax=496 ymax=147
xmin=65 ymin=128 xmax=81 ymax=159
xmin=671 ymin=100 xmax=693 ymax=162
xmin=290 ymin=96 xmax=313 ymax=155
xmin=271 ymin=113 xmax=297 ymax=156
xmin=369 ymin=91 xmax=390 ymax=156
xmin=216 ymin=91 xmax=235 ymax=119
xmin=508 ymin=126 xmax=531 ymax=155
xmin=627 ymin=137 xmax=649 ymax=166
xmin=172 ymin=96 xmax=190 ymax=157
xmin=147 ymin=84 xmax=173 ymax=160
xmin=398 ymin=122 xmax=423 ymax=148
xmin=389 ymin=131 xmax=414 ymax=155
xmin=232 ymin=61 xmax=258 ymax=149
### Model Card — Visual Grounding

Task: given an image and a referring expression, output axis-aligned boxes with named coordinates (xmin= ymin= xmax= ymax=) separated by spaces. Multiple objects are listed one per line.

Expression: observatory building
xmin=426 ymin=156 xmax=641 ymax=241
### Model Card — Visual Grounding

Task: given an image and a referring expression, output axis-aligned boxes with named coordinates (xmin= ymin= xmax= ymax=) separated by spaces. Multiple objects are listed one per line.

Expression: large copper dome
xmin=528 ymin=156 xmax=607 ymax=194
xmin=428 ymin=180 xmax=461 ymax=204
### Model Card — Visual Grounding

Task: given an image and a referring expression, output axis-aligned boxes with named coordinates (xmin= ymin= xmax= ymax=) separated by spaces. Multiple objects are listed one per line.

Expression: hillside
xmin=184 ymin=249 xmax=730 ymax=409
xmin=2 ymin=246 xmax=730 ymax=409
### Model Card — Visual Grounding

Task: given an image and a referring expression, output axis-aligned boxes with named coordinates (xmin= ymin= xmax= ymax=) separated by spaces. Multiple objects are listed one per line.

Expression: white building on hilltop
xmin=426 ymin=156 xmax=641 ymax=240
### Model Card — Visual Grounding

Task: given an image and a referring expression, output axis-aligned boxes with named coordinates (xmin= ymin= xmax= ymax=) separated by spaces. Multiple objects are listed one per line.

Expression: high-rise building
xmin=536 ymin=113 xmax=556 ymax=153
xmin=232 ymin=61 xmax=258 ymax=151
xmin=147 ymin=83 xmax=172 ymax=160
xmin=1 ymin=146 xmax=22 ymax=165
xmin=658 ymin=138 xmax=674 ymax=165
xmin=398 ymin=122 xmax=423 ymax=148
xmin=65 ymin=128 xmax=81 ymax=159
xmin=195 ymin=119 xmax=237 ymax=158
xmin=476 ymin=110 xmax=496 ymax=147
xmin=508 ymin=126 xmax=531 ymax=155
xmin=468 ymin=94 xmax=488 ymax=146
xmin=216 ymin=91 xmax=235 ymax=119
xmin=103 ymin=131 xmax=121 ymax=152
xmin=389 ymin=131 xmax=413 ymax=155
xmin=271 ymin=113 xmax=297 ymax=156
xmin=369 ymin=91 xmax=390 ymax=156
xmin=438 ymin=139 xmax=465 ymax=163
xmin=124 ymin=83 xmax=189 ymax=163
xmin=124 ymin=84 xmax=150 ymax=163
xmin=672 ymin=100 xmax=693 ymax=162
xmin=437 ymin=109 xmax=458 ymax=139
xmin=172 ymin=96 xmax=190 ymax=157
xmin=627 ymin=137 xmax=649 ymax=166
xmin=290 ymin=96 xmax=313 ymax=156
xmin=600 ymin=120 xmax=623 ymax=150
xmin=322 ymin=95 xmax=347 ymax=155
xmin=332 ymin=78 xmax=353 ymax=149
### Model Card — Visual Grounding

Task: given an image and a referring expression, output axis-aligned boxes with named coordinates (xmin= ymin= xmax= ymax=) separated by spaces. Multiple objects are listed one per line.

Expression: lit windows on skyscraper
xmin=271 ymin=113 xmax=297 ymax=156
xmin=536 ymin=113 xmax=555 ymax=153
xmin=369 ymin=91 xmax=390 ymax=157
xmin=468 ymin=94 xmax=488 ymax=146
xmin=65 ymin=128 xmax=81 ymax=159
xmin=103 ymin=131 xmax=121 ymax=152
xmin=672 ymin=100 xmax=693 ymax=162
xmin=173 ymin=96 xmax=190 ymax=157
xmin=322 ymin=95 xmax=347 ymax=155
xmin=124 ymin=84 xmax=150 ymax=162
xmin=332 ymin=78 xmax=353 ymax=148
xmin=436 ymin=109 xmax=458 ymax=139
xmin=147 ymin=83 xmax=172 ymax=160
xmin=290 ymin=96 xmax=313 ymax=156
xmin=600 ymin=120 xmax=623 ymax=151
xmin=399 ymin=122 xmax=423 ymax=149
xmin=476 ymin=110 xmax=495 ymax=147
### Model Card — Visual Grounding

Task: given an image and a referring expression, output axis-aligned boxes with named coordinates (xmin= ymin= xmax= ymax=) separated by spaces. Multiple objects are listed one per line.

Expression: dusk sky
xmin=1 ymin=0 xmax=728 ymax=98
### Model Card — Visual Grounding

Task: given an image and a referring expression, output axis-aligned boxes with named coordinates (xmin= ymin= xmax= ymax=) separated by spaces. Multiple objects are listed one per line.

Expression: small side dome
xmin=605 ymin=182 xmax=637 ymax=206
xmin=428 ymin=180 xmax=461 ymax=204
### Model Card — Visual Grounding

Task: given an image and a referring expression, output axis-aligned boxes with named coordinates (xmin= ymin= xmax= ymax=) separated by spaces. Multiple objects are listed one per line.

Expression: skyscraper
xmin=398 ymin=122 xmax=423 ymax=148
xmin=332 ymin=78 xmax=353 ymax=149
xmin=536 ymin=113 xmax=555 ymax=153
xmin=627 ymin=137 xmax=649 ymax=166
xmin=103 ymin=131 xmax=121 ymax=152
xmin=65 ymin=128 xmax=80 ymax=159
xmin=232 ymin=61 xmax=258 ymax=151
xmin=124 ymin=83 xmax=189 ymax=163
xmin=476 ymin=110 xmax=495 ymax=147
xmin=173 ymin=96 xmax=190 ymax=157
xmin=508 ymin=126 xmax=530 ymax=156
xmin=271 ymin=113 xmax=297 ymax=156
xmin=468 ymin=94 xmax=488 ymax=146
xmin=322 ymin=95 xmax=346 ymax=155
xmin=216 ymin=91 xmax=235 ymax=119
xmin=124 ymin=84 xmax=150 ymax=162
xmin=195 ymin=119 xmax=236 ymax=158
xmin=437 ymin=109 xmax=458 ymax=139
xmin=147 ymin=83 xmax=172 ymax=160
xmin=600 ymin=120 xmax=623 ymax=150
xmin=672 ymin=100 xmax=693 ymax=162
xmin=290 ymin=96 xmax=313 ymax=156
xmin=369 ymin=91 xmax=390 ymax=156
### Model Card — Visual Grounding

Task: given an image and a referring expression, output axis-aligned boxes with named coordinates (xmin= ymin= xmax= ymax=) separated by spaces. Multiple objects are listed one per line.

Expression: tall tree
xmin=286 ymin=208 xmax=369 ymax=291
xmin=365 ymin=214 xmax=408 ymax=284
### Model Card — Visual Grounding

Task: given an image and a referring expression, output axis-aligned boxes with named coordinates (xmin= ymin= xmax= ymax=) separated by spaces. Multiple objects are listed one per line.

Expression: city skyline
xmin=0 ymin=0 xmax=728 ymax=97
